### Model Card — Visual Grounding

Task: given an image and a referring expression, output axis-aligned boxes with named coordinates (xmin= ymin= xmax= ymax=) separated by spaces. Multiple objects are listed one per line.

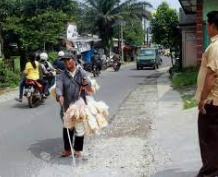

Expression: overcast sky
xmin=147 ymin=0 xmax=181 ymax=11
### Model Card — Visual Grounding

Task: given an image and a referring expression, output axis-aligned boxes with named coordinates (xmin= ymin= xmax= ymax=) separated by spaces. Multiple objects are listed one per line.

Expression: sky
xmin=147 ymin=0 xmax=181 ymax=11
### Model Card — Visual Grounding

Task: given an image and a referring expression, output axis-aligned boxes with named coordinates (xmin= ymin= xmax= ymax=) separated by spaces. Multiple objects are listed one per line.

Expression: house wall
xmin=182 ymin=27 xmax=197 ymax=67
xmin=196 ymin=0 xmax=203 ymax=66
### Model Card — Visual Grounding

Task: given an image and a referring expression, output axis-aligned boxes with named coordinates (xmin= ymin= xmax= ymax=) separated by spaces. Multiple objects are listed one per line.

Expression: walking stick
xmin=62 ymin=105 xmax=76 ymax=166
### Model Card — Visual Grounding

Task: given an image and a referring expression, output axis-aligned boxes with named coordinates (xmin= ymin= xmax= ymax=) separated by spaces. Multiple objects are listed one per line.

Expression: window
xmin=140 ymin=49 xmax=155 ymax=56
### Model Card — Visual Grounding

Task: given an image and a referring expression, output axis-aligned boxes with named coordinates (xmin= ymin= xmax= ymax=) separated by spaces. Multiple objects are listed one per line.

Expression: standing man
xmin=56 ymin=51 xmax=92 ymax=157
xmin=195 ymin=11 xmax=218 ymax=177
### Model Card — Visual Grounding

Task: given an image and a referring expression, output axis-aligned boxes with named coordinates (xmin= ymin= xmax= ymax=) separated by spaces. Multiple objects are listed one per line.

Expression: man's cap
xmin=60 ymin=51 xmax=77 ymax=61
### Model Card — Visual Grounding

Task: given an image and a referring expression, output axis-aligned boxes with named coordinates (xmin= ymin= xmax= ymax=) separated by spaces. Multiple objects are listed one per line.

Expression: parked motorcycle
xmin=24 ymin=80 xmax=45 ymax=108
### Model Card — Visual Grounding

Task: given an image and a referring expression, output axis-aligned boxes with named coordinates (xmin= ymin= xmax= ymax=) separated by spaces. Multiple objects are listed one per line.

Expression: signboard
xmin=67 ymin=23 xmax=78 ymax=41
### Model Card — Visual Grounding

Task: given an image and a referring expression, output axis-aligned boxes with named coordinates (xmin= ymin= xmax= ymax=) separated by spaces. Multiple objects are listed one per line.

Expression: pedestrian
xmin=195 ymin=11 xmax=218 ymax=177
xmin=56 ymin=51 xmax=93 ymax=157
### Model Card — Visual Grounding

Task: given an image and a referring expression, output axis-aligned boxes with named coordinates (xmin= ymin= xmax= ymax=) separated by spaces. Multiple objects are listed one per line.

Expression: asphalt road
xmin=0 ymin=57 xmax=170 ymax=177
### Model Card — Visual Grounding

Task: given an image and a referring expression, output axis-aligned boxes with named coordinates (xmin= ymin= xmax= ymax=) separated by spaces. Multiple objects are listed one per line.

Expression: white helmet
xmin=58 ymin=51 xmax=64 ymax=57
xmin=40 ymin=52 xmax=48 ymax=61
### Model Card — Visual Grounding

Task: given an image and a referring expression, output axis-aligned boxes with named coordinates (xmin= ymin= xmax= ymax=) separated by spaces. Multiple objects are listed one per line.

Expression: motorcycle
xmin=113 ymin=61 xmax=121 ymax=71
xmin=92 ymin=64 xmax=100 ymax=77
xmin=24 ymin=80 xmax=45 ymax=108
xmin=84 ymin=63 xmax=100 ymax=77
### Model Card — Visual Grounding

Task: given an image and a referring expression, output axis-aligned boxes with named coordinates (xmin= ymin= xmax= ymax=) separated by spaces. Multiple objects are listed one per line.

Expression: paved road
xmin=0 ymin=57 xmax=171 ymax=177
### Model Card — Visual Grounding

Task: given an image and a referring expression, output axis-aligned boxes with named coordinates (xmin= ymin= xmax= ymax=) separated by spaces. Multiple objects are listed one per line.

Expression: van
xmin=136 ymin=48 xmax=161 ymax=70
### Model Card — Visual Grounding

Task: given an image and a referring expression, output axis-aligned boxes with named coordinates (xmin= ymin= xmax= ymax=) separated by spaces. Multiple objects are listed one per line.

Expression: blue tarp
xmin=82 ymin=49 xmax=94 ymax=63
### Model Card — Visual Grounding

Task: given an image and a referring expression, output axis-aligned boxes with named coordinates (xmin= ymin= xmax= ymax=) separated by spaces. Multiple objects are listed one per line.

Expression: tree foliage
xmin=123 ymin=20 xmax=145 ymax=45
xmin=78 ymin=0 xmax=152 ymax=54
xmin=0 ymin=0 xmax=78 ymax=52
xmin=150 ymin=2 xmax=179 ymax=52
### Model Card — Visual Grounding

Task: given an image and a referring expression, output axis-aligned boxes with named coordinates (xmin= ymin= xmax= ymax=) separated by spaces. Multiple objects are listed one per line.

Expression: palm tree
xmin=79 ymin=0 xmax=152 ymax=55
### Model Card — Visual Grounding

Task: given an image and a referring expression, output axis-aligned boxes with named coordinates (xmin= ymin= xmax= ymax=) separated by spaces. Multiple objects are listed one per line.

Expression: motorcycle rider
xmin=53 ymin=51 xmax=65 ymax=74
xmin=15 ymin=52 xmax=40 ymax=102
xmin=91 ymin=50 xmax=102 ymax=72
xmin=112 ymin=52 xmax=122 ymax=70
xmin=39 ymin=52 xmax=55 ymax=94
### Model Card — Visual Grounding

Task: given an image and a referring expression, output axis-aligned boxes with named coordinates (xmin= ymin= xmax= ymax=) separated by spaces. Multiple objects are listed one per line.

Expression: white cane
xmin=62 ymin=105 xmax=76 ymax=166
xmin=67 ymin=128 xmax=76 ymax=166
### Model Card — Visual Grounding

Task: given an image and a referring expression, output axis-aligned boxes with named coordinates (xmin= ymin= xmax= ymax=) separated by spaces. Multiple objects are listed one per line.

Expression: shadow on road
xmin=29 ymin=138 xmax=87 ymax=166
xmin=11 ymin=103 xmax=31 ymax=109
xmin=151 ymin=169 xmax=197 ymax=177
xmin=131 ymin=68 xmax=155 ymax=71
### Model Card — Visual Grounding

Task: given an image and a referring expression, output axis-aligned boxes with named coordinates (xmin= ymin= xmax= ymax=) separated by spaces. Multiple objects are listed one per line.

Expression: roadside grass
xmin=181 ymin=93 xmax=197 ymax=109
xmin=171 ymin=66 xmax=198 ymax=109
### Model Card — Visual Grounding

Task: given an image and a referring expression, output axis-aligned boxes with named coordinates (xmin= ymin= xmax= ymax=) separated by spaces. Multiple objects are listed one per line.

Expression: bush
xmin=48 ymin=51 xmax=58 ymax=64
xmin=171 ymin=67 xmax=198 ymax=89
xmin=0 ymin=61 xmax=21 ymax=88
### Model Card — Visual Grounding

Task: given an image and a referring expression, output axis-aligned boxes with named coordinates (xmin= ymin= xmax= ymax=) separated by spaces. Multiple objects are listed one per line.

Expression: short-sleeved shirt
xmin=195 ymin=35 xmax=218 ymax=105
xmin=56 ymin=68 xmax=90 ymax=111
xmin=23 ymin=61 xmax=40 ymax=80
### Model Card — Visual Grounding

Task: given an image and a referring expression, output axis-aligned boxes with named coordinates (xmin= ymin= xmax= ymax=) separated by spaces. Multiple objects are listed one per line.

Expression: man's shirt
xmin=56 ymin=68 xmax=90 ymax=111
xmin=195 ymin=35 xmax=218 ymax=105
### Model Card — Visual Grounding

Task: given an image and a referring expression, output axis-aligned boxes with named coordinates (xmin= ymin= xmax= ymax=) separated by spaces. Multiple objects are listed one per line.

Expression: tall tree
xmin=150 ymin=2 xmax=179 ymax=56
xmin=78 ymin=0 xmax=152 ymax=55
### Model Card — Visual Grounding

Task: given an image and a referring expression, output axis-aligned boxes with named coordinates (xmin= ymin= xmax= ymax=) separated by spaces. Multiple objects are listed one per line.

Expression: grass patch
xmin=171 ymin=66 xmax=198 ymax=109
xmin=181 ymin=94 xmax=197 ymax=109
xmin=171 ymin=67 xmax=198 ymax=89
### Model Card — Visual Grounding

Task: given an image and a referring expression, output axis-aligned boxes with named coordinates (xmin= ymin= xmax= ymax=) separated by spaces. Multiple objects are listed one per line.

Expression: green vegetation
xmin=48 ymin=51 xmax=58 ymax=64
xmin=172 ymin=67 xmax=198 ymax=89
xmin=0 ymin=0 xmax=79 ymax=52
xmin=171 ymin=66 xmax=198 ymax=109
xmin=0 ymin=61 xmax=21 ymax=88
xmin=150 ymin=2 xmax=179 ymax=53
xmin=78 ymin=0 xmax=152 ymax=54
xmin=182 ymin=94 xmax=197 ymax=109
xmin=123 ymin=20 xmax=145 ymax=45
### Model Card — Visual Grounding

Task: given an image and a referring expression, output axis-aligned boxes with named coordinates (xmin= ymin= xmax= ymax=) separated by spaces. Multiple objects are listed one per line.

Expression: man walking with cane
xmin=56 ymin=51 xmax=92 ymax=158
xmin=195 ymin=11 xmax=218 ymax=177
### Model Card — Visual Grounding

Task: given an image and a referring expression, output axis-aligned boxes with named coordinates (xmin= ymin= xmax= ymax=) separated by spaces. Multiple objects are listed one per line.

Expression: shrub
xmin=0 ymin=61 xmax=21 ymax=88
xmin=48 ymin=51 xmax=58 ymax=64
xmin=171 ymin=67 xmax=198 ymax=89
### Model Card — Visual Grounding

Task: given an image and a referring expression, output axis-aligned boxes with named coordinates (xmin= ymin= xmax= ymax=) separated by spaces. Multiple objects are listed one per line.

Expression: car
xmin=136 ymin=48 xmax=162 ymax=70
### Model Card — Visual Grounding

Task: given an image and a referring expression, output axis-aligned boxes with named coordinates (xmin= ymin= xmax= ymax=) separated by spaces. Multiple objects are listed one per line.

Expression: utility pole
xmin=143 ymin=4 xmax=146 ymax=45
xmin=120 ymin=22 xmax=124 ymax=62
xmin=147 ymin=27 xmax=149 ymax=45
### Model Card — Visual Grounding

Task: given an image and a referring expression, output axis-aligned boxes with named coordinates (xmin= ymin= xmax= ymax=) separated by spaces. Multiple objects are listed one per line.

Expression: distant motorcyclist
xmin=39 ymin=52 xmax=55 ymax=93
xmin=53 ymin=51 xmax=65 ymax=74
xmin=112 ymin=53 xmax=122 ymax=71
xmin=91 ymin=50 xmax=102 ymax=72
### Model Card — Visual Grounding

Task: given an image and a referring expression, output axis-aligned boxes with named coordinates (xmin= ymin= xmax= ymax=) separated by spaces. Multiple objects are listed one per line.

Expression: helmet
xmin=58 ymin=51 xmax=64 ymax=57
xmin=40 ymin=52 xmax=48 ymax=61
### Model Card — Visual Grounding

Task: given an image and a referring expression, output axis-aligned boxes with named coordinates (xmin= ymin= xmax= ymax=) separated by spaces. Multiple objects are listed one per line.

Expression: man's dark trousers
xmin=197 ymin=104 xmax=218 ymax=177
xmin=63 ymin=128 xmax=84 ymax=151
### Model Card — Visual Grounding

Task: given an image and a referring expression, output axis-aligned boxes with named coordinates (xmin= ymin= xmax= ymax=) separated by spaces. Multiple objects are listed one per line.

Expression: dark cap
xmin=60 ymin=51 xmax=76 ymax=61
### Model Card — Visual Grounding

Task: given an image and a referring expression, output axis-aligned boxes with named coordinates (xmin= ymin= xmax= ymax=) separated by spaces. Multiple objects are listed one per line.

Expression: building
xmin=178 ymin=0 xmax=218 ymax=67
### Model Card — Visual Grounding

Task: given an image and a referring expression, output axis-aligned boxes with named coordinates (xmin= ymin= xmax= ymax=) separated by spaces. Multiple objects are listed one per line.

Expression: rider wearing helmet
xmin=39 ymin=52 xmax=55 ymax=94
xmin=53 ymin=51 xmax=65 ymax=73
xmin=91 ymin=50 xmax=102 ymax=71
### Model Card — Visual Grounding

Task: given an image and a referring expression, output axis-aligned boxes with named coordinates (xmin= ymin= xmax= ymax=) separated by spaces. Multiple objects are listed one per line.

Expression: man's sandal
xmin=74 ymin=151 xmax=82 ymax=158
